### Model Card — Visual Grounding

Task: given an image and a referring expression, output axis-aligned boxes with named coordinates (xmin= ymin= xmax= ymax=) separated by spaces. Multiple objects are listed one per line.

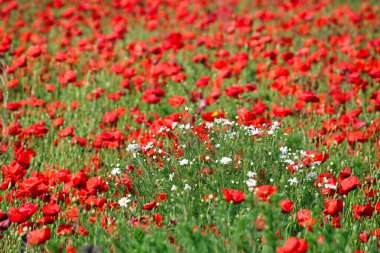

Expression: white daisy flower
xmin=118 ymin=196 xmax=131 ymax=207
xmin=179 ymin=159 xmax=189 ymax=166
xmin=288 ymin=177 xmax=298 ymax=185
xmin=111 ymin=168 xmax=121 ymax=175
xmin=205 ymin=122 xmax=214 ymax=129
xmin=126 ymin=143 xmax=140 ymax=152
xmin=142 ymin=142 xmax=154 ymax=151
xmin=279 ymin=146 xmax=288 ymax=154
xmin=247 ymin=171 xmax=257 ymax=178
xmin=246 ymin=178 xmax=257 ymax=188
xmin=220 ymin=157 xmax=232 ymax=165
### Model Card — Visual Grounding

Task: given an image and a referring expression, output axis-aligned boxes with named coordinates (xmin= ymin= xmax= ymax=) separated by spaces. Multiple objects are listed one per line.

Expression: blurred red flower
xmin=276 ymin=237 xmax=308 ymax=253
xmin=27 ymin=228 xmax=51 ymax=245
xmin=280 ymin=199 xmax=294 ymax=213
xmin=222 ymin=188 xmax=245 ymax=204
xmin=255 ymin=185 xmax=277 ymax=202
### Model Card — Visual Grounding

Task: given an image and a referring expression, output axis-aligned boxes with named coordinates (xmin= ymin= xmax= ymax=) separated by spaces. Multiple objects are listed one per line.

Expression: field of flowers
xmin=0 ymin=0 xmax=379 ymax=252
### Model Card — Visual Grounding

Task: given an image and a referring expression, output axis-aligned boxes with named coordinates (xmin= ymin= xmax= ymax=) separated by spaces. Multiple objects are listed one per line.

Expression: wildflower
xmin=179 ymin=159 xmax=189 ymax=166
xmin=220 ymin=157 xmax=232 ymax=165
xmin=279 ymin=146 xmax=288 ymax=154
xmin=205 ymin=122 xmax=214 ymax=129
xmin=171 ymin=185 xmax=178 ymax=191
xmin=142 ymin=142 xmax=154 ymax=151
xmin=359 ymin=231 xmax=369 ymax=243
xmin=306 ymin=172 xmax=317 ymax=181
xmin=222 ymin=188 xmax=245 ymax=204
xmin=184 ymin=184 xmax=192 ymax=190
xmin=280 ymin=199 xmax=294 ymax=213
xmin=288 ymin=177 xmax=298 ymax=185
xmin=118 ymin=196 xmax=131 ymax=207
xmin=246 ymin=179 xmax=257 ymax=189
xmin=126 ymin=143 xmax=140 ymax=152
xmin=111 ymin=168 xmax=121 ymax=175
xmin=337 ymin=176 xmax=360 ymax=195
xmin=169 ymin=173 xmax=175 ymax=181
xmin=276 ymin=237 xmax=308 ymax=253
xmin=323 ymin=199 xmax=343 ymax=217
xmin=284 ymin=159 xmax=295 ymax=165
xmin=255 ymin=185 xmax=278 ymax=202
xmin=296 ymin=209 xmax=315 ymax=231
xmin=142 ymin=201 xmax=157 ymax=211
xmin=352 ymin=202 xmax=374 ymax=219
xmin=27 ymin=228 xmax=51 ymax=245
xmin=247 ymin=171 xmax=257 ymax=178
xmin=247 ymin=126 xmax=262 ymax=135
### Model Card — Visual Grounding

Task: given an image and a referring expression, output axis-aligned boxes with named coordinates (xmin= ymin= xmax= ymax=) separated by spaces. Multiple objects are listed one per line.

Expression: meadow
xmin=0 ymin=0 xmax=379 ymax=252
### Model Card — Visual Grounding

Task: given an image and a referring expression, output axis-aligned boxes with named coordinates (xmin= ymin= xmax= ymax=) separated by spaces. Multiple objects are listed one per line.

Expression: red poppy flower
xmin=5 ymin=79 xmax=19 ymax=88
xmin=57 ymin=224 xmax=74 ymax=236
xmin=77 ymin=226 xmax=89 ymax=236
xmin=272 ymin=105 xmax=292 ymax=117
xmin=27 ymin=46 xmax=42 ymax=57
xmin=276 ymin=237 xmax=308 ymax=253
xmin=58 ymin=126 xmax=75 ymax=138
xmin=225 ymin=85 xmax=245 ymax=97
xmin=280 ymin=199 xmax=294 ymax=213
xmin=27 ymin=228 xmax=51 ymax=245
xmin=296 ymin=209 xmax=315 ymax=231
xmin=338 ymin=167 xmax=352 ymax=181
xmin=86 ymin=177 xmax=108 ymax=194
xmin=142 ymin=201 xmax=157 ymax=210
xmin=142 ymin=88 xmax=165 ymax=104
xmin=359 ymin=231 xmax=369 ymax=243
xmin=63 ymin=70 xmax=77 ymax=84
xmin=157 ymin=193 xmax=168 ymax=202
xmin=6 ymin=102 xmax=23 ymax=111
xmin=255 ymin=185 xmax=277 ymax=202
xmin=252 ymin=102 xmax=267 ymax=115
xmin=12 ymin=55 xmax=27 ymax=68
xmin=331 ymin=216 xmax=342 ymax=228
xmin=102 ymin=112 xmax=118 ymax=124
xmin=201 ymin=111 xmax=225 ymax=122
xmin=352 ymin=202 xmax=374 ymax=219
xmin=168 ymin=96 xmax=185 ymax=108
xmin=42 ymin=203 xmax=61 ymax=217
xmin=347 ymin=131 xmax=367 ymax=144
xmin=8 ymin=203 xmax=39 ymax=223
xmin=298 ymin=91 xmax=320 ymax=103
xmin=337 ymin=176 xmax=359 ymax=195
xmin=323 ymin=199 xmax=343 ymax=217
xmin=222 ymin=188 xmax=245 ymax=204
xmin=195 ymin=76 xmax=210 ymax=88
